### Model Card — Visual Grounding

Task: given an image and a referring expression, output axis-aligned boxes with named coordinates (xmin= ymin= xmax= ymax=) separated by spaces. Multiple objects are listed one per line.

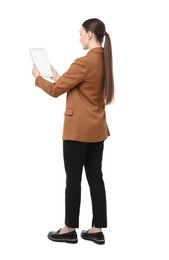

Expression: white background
xmin=0 ymin=0 xmax=169 ymax=259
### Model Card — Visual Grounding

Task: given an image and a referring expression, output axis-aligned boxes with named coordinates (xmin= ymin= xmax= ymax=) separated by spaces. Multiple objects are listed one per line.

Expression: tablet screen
xmin=29 ymin=48 xmax=53 ymax=78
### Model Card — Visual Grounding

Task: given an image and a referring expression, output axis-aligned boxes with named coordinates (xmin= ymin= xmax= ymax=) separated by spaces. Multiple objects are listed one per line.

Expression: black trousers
xmin=63 ymin=140 xmax=107 ymax=228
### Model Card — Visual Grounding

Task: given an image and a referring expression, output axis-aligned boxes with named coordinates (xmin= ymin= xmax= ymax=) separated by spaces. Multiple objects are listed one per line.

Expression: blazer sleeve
xmin=35 ymin=57 xmax=86 ymax=97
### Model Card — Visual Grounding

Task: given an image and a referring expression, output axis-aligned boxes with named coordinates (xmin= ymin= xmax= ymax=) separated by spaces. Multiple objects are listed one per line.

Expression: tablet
xmin=29 ymin=48 xmax=53 ymax=78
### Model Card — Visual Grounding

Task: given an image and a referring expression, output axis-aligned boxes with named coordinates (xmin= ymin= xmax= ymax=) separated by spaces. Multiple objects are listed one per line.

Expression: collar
xmin=87 ymin=47 xmax=104 ymax=54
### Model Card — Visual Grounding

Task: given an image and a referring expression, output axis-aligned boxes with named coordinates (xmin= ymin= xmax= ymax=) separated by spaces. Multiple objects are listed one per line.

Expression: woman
xmin=32 ymin=18 xmax=114 ymax=245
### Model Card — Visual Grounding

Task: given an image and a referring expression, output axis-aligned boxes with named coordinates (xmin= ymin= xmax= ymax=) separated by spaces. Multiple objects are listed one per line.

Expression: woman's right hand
xmin=50 ymin=65 xmax=60 ymax=81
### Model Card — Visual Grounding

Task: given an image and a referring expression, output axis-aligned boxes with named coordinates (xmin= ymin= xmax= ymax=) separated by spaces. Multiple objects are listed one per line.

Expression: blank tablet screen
xmin=29 ymin=48 xmax=53 ymax=78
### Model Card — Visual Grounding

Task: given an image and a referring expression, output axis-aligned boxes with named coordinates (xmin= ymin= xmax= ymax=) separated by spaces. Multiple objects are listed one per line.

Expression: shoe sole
xmin=81 ymin=235 xmax=105 ymax=245
xmin=48 ymin=235 xmax=78 ymax=244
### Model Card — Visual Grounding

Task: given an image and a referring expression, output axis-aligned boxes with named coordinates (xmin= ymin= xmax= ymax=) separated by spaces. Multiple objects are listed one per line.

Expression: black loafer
xmin=81 ymin=230 xmax=105 ymax=245
xmin=48 ymin=229 xmax=78 ymax=244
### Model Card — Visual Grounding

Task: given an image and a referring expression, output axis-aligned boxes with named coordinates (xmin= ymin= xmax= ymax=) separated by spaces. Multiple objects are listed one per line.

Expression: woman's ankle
xmin=88 ymin=226 xmax=102 ymax=233
xmin=59 ymin=225 xmax=75 ymax=234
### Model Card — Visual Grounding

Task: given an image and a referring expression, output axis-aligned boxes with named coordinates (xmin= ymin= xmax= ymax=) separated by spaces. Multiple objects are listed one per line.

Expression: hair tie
xmin=104 ymin=31 xmax=107 ymax=36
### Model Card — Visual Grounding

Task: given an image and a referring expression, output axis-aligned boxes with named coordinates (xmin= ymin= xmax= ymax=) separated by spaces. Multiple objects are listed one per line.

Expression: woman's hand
xmin=32 ymin=65 xmax=40 ymax=79
xmin=50 ymin=65 xmax=60 ymax=81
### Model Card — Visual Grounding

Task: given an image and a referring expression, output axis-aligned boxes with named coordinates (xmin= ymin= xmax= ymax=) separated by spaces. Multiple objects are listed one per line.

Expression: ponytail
xmin=103 ymin=32 xmax=114 ymax=105
xmin=82 ymin=18 xmax=114 ymax=104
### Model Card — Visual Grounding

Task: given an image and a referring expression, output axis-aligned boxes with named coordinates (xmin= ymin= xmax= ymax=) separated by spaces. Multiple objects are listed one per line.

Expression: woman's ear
xmin=87 ymin=31 xmax=92 ymax=40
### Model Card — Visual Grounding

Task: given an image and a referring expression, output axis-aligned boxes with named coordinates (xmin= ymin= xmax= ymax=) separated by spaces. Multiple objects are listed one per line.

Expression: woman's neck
xmin=89 ymin=41 xmax=101 ymax=50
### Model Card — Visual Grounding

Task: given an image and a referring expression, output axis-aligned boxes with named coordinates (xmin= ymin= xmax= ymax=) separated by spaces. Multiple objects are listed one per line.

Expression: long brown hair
xmin=82 ymin=18 xmax=114 ymax=104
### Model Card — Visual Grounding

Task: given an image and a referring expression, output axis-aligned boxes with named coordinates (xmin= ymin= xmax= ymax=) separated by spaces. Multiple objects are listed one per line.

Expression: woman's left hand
xmin=32 ymin=65 xmax=40 ymax=79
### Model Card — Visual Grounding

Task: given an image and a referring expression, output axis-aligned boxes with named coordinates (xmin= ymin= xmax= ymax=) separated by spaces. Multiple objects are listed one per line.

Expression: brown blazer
xmin=35 ymin=47 xmax=110 ymax=142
